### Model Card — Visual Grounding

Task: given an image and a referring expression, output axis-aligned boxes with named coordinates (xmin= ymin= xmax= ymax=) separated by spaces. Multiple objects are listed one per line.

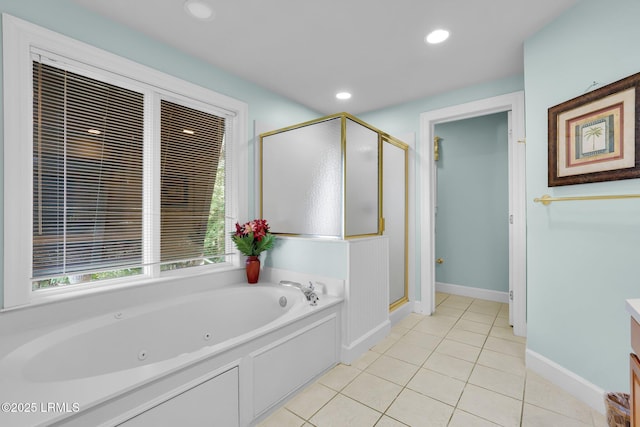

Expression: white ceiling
xmin=73 ymin=0 xmax=577 ymax=115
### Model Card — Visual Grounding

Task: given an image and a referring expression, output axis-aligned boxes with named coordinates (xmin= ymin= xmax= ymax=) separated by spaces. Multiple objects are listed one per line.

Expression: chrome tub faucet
xmin=279 ymin=280 xmax=319 ymax=306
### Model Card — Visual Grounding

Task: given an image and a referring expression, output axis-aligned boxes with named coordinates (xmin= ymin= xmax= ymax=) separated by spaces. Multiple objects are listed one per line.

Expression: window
xmin=32 ymin=62 xmax=145 ymax=288
xmin=159 ymin=100 xmax=227 ymax=271
xmin=3 ymin=15 xmax=248 ymax=307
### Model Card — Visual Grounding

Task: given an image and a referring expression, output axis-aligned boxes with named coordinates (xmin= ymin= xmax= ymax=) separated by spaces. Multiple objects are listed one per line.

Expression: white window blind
xmin=2 ymin=15 xmax=249 ymax=307
xmin=32 ymin=61 xmax=145 ymax=288
xmin=160 ymin=100 xmax=227 ymax=270
xmin=31 ymin=61 xmax=231 ymax=289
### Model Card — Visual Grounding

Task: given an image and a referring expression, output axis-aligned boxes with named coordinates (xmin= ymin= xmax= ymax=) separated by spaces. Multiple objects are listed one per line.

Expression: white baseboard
xmin=389 ymin=301 xmax=415 ymax=326
xmin=436 ymin=282 xmax=509 ymax=303
xmin=341 ymin=320 xmax=390 ymax=365
xmin=526 ymin=348 xmax=605 ymax=414
xmin=412 ymin=300 xmax=432 ymax=315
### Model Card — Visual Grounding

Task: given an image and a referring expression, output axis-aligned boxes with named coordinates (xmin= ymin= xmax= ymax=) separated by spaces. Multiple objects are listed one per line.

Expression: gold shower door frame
xmin=260 ymin=112 xmax=409 ymax=310
xmin=382 ymin=135 xmax=409 ymax=311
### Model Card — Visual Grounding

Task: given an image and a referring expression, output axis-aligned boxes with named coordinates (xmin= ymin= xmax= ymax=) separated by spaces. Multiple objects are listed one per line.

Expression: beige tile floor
xmin=258 ymin=293 xmax=607 ymax=427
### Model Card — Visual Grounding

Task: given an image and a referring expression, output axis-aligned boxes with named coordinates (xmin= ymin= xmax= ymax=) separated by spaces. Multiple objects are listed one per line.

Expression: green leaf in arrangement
xmin=231 ymin=219 xmax=275 ymax=257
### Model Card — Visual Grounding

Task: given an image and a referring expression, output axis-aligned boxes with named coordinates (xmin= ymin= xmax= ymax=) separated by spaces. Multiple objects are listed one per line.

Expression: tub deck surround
xmin=265 ymin=237 xmax=391 ymax=365
xmin=0 ymin=282 xmax=343 ymax=427
xmin=260 ymin=267 xmax=346 ymax=299
xmin=0 ymin=267 xmax=248 ymax=334
xmin=4 ymin=285 xmax=308 ymax=381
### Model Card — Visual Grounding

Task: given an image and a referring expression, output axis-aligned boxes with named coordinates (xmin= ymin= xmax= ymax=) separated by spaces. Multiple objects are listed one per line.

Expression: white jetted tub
xmin=0 ymin=282 xmax=343 ymax=426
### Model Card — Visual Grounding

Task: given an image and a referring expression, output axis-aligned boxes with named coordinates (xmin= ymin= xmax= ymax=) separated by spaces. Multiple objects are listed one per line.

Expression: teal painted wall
xmin=0 ymin=1 xmax=324 ymax=308
xmin=360 ymin=75 xmax=524 ymax=138
xmin=0 ymin=1 xmax=318 ymax=127
xmin=525 ymin=0 xmax=640 ymax=392
xmin=434 ymin=112 xmax=509 ymax=293
xmin=266 ymin=238 xmax=348 ymax=279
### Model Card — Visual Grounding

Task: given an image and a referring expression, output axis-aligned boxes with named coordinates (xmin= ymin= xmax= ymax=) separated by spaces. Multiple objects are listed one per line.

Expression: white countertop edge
xmin=625 ymin=299 xmax=640 ymax=324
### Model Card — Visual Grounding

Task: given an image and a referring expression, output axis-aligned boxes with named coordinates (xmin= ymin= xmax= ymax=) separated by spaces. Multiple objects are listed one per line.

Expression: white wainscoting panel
xmin=341 ymin=236 xmax=390 ymax=363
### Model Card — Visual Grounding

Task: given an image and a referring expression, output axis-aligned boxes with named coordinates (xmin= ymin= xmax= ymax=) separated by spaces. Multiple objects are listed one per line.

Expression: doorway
xmin=434 ymin=112 xmax=510 ymax=306
xmin=419 ymin=92 xmax=527 ymax=337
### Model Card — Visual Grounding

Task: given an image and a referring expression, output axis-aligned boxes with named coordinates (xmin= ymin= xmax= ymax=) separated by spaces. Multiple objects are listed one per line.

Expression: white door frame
xmin=418 ymin=91 xmax=527 ymax=337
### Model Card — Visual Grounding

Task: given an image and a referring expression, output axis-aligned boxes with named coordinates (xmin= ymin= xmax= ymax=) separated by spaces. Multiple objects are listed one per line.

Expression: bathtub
xmin=0 ymin=282 xmax=343 ymax=426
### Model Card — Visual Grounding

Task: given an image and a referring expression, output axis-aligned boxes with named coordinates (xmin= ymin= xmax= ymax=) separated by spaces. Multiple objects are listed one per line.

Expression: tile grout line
xmin=266 ymin=294 xmax=595 ymax=427
xmin=344 ymin=295 xmax=460 ymax=426
xmin=440 ymin=296 xmax=507 ymax=426
xmin=520 ymin=374 xmax=528 ymax=427
xmin=372 ymin=294 xmax=455 ymax=427
xmin=374 ymin=294 xmax=493 ymax=425
xmin=433 ymin=296 xmax=522 ymax=425
xmin=438 ymin=296 xmax=597 ymax=426
xmin=424 ymin=294 xmax=525 ymax=425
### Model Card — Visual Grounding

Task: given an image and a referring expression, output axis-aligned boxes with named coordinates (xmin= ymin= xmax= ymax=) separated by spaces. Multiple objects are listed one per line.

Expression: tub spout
xmin=279 ymin=280 xmax=319 ymax=306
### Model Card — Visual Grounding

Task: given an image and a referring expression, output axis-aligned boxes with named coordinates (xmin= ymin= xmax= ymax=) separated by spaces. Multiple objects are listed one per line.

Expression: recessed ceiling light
xmin=184 ymin=0 xmax=215 ymax=21
xmin=425 ymin=29 xmax=450 ymax=44
xmin=183 ymin=129 xmax=195 ymax=135
xmin=87 ymin=129 xmax=101 ymax=135
xmin=336 ymin=92 xmax=352 ymax=100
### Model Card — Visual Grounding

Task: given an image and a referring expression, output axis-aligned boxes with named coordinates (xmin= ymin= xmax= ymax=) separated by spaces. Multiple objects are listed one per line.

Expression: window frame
xmin=2 ymin=14 xmax=248 ymax=309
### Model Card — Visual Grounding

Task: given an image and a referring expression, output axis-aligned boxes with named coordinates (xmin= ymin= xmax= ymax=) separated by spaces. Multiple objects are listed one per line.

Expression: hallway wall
xmin=434 ymin=112 xmax=509 ymax=294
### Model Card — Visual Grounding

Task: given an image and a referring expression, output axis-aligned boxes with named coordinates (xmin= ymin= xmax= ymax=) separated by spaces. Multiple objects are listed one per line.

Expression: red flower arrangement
xmin=231 ymin=219 xmax=275 ymax=256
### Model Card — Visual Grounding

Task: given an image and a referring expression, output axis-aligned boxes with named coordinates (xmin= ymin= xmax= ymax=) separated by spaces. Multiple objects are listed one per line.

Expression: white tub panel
xmin=252 ymin=315 xmax=337 ymax=416
xmin=119 ymin=367 xmax=239 ymax=427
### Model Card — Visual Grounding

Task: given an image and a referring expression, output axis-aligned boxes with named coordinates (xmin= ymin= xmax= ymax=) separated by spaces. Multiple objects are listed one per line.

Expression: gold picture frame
xmin=548 ymin=72 xmax=640 ymax=186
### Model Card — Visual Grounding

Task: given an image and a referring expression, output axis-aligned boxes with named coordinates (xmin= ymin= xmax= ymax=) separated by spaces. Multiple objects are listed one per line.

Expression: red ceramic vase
xmin=245 ymin=256 xmax=260 ymax=284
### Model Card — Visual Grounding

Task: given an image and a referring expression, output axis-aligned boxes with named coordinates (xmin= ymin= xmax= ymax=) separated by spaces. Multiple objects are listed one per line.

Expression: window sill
xmin=2 ymin=263 xmax=242 ymax=314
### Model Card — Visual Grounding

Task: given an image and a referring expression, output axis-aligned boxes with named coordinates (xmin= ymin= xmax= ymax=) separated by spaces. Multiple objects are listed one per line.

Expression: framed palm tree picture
xmin=548 ymin=72 xmax=640 ymax=186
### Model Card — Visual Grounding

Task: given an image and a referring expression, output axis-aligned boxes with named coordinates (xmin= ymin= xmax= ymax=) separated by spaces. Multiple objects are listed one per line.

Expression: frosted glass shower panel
xmin=261 ymin=118 xmax=342 ymax=237
xmin=345 ymin=119 xmax=379 ymax=236
xmin=383 ymin=141 xmax=407 ymax=305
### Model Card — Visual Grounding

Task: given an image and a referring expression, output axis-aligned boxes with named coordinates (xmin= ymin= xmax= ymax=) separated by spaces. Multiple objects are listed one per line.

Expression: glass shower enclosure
xmin=260 ymin=112 xmax=409 ymax=309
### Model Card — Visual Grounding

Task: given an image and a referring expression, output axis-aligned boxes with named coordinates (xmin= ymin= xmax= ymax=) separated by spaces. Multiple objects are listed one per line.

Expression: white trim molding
xmin=341 ymin=320 xmax=390 ymax=365
xmin=526 ymin=348 xmax=606 ymax=414
xmin=2 ymin=14 xmax=248 ymax=309
xmin=389 ymin=300 xmax=415 ymax=326
xmin=412 ymin=300 xmax=428 ymax=315
xmin=419 ymin=91 xmax=526 ymax=337
xmin=436 ymin=282 xmax=509 ymax=303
